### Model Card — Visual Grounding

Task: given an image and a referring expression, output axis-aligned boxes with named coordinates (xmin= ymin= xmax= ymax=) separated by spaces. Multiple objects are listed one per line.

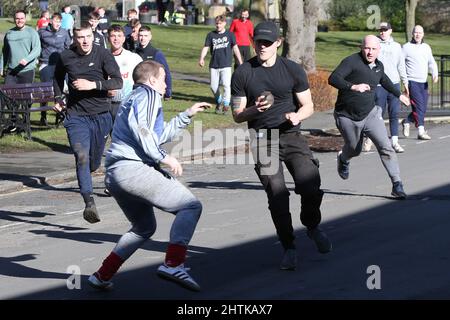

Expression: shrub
xmin=308 ymin=70 xmax=337 ymax=112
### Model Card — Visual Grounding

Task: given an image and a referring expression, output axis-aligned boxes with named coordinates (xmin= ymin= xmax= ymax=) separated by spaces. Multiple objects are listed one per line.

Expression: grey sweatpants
xmin=104 ymin=161 xmax=202 ymax=260
xmin=210 ymin=67 xmax=232 ymax=105
xmin=334 ymin=106 xmax=401 ymax=183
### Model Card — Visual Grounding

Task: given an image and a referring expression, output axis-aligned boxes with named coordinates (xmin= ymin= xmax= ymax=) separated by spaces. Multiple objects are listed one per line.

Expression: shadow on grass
xmin=31 ymin=137 xmax=71 ymax=154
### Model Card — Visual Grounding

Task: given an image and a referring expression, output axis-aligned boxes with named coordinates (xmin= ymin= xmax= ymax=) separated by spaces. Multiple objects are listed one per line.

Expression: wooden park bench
xmin=0 ymin=82 xmax=62 ymax=140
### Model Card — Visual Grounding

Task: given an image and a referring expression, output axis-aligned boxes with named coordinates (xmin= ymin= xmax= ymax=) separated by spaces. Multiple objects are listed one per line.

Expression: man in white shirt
xmin=108 ymin=25 xmax=143 ymax=120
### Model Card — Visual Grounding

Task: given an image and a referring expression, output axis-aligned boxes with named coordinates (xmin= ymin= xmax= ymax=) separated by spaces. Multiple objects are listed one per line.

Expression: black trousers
xmin=234 ymin=45 xmax=251 ymax=70
xmin=251 ymin=131 xmax=323 ymax=250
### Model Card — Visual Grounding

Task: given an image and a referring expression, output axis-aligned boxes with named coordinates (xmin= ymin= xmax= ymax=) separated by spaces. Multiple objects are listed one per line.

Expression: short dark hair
xmin=52 ymin=13 xmax=62 ymax=20
xmin=133 ymin=60 xmax=163 ymax=84
xmin=130 ymin=18 xmax=141 ymax=28
xmin=215 ymin=15 xmax=226 ymax=22
xmin=108 ymin=24 xmax=125 ymax=35
xmin=139 ymin=25 xmax=152 ymax=33
xmin=14 ymin=10 xmax=26 ymax=17
xmin=127 ymin=9 xmax=137 ymax=15
xmin=74 ymin=21 xmax=93 ymax=36
xmin=88 ymin=12 xmax=100 ymax=20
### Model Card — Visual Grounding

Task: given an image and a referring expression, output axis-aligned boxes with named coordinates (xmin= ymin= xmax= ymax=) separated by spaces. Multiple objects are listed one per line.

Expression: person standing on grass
xmin=1 ymin=10 xmax=41 ymax=85
xmin=135 ymin=26 xmax=172 ymax=100
xmin=199 ymin=14 xmax=242 ymax=115
xmin=38 ymin=12 xmax=71 ymax=126
xmin=229 ymin=8 xmax=254 ymax=69
xmin=88 ymin=60 xmax=211 ymax=292
xmin=53 ymin=22 xmax=122 ymax=224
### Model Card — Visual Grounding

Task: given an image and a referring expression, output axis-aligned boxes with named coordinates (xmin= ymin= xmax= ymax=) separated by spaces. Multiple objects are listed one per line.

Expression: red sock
xmin=96 ymin=252 xmax=124 ymax=281
xmin=165 ymin=243 xmax=187 ymax=267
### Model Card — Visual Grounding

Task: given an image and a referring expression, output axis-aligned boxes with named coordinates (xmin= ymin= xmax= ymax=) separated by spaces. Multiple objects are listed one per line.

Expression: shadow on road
xmin=0 ymin=210 xmax=86 ymax=231
xmin=7 ymin=183 xmax=450 ymax=299
xmin=0 ymin=254 xmax=69 ymax=280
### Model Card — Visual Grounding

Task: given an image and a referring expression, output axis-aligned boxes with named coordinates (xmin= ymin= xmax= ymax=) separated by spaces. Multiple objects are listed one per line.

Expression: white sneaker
xmin=157 ymin=264 xmax=201 ymax=291
xmin=392 ymin=143 xmax=404 ymax=153
xmin=402 ymin=120 xmax=410 ymax=137
xmin=418 ymin=132 xmax=431 ymax=140
xmin=362 ymin=137 xmax=373 ymax=152
xmin=88 ymin=273 xmax=114 ymax=290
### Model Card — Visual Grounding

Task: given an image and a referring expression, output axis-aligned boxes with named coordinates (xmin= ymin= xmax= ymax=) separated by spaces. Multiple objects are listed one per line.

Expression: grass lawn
xmin=0 ymin=18 xmax=449 ymax=152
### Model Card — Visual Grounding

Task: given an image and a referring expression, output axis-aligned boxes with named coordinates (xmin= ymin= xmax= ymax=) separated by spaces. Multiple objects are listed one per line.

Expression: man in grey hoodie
xmin=363 ymin=22 xmax=409 ymax=153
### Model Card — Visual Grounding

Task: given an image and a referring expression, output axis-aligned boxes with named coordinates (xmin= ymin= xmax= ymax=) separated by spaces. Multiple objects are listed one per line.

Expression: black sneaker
xmin=307 ymin=227 xmax=332 ymax=254
xmin=391 ymin=181 xmax=407 ymax=199
xmin=39 ymin=117 xmax=48 ymax=127
xmin=337 ymin=151 xmax=350 ymax=180
xmin=222 ymin=106 xmax=230 ymax=115
xmin=280 ymin=249 xmax=297 ymax=271
xmin=83 ymin=199 xmax=100 ymax=223
xmin=215 ymin=104 xmax=222 ymax=114
xmin=104 ymin=188 xmax=111 ymax=197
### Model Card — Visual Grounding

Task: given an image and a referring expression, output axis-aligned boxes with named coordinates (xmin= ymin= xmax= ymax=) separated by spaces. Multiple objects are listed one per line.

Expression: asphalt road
xmin=1 ymin=124 xmax=450 ymax=300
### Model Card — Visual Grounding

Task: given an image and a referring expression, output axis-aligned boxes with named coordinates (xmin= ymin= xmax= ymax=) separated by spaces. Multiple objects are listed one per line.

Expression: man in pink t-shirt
xmin=229 ymin=8 xmax=253 ymax=69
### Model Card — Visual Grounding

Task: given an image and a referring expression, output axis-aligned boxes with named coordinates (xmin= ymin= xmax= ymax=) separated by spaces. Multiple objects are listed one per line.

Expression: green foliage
xmin=328 ymin=0 xmax=405 ymax=31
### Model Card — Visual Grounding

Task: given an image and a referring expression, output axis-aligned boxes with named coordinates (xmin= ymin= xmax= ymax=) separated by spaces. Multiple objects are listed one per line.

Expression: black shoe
xmin=215 ymin=104 xmax=222 ymax=114
xmin=280 ymin=249 xmax=297 ymax=271
xmin=391 ymin=181 xmax=407 ymax=199
xmin=337 ymin=151 xmax=349 ymax=180
xmin=307 ymin=227 xmax=332 ymax=254
xmin=83 ymin=199 xmax=100 ymax=223
xmin=104 ymin=188 xmax=111 ymax=197
xmin=39 ymin=117 xmax=48 ymax=126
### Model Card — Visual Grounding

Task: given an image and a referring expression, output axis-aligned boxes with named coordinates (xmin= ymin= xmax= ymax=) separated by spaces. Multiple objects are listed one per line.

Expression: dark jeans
xmin=64 ymin=112 xmax=113 ymax=198
xmin=375 ymin=83 xmax=401 ymax=137
xmin=5 ymin=69 xmax=35 ymax=84
xmin=406 ymin=81 xmax=428 ymax=127
xmin=39 ymin=65 xmax=56 ymax=120
xmin=251 ymin=130 xmax=323 ymax=250
xmin=110 ymin=101 xmax=121 ymax=122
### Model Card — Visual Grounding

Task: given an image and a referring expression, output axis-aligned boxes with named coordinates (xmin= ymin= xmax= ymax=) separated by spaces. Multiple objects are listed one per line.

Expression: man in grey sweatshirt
xmin=402 ymin=25 xmax=438 ymax=140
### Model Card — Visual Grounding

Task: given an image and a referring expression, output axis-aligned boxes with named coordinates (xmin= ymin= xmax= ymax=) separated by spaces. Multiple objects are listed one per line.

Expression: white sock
xmin=392 ymin=136 xmax=398 ymax=145
xmin=418 ymin=126 xmax=425 ymax=135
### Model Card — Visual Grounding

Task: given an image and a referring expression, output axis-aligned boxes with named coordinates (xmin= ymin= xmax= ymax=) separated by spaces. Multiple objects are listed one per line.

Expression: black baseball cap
xmin=379 ymin=22 xmax=392 ymax=31
xmin=253 ymin=21 xmax=280 ymax=42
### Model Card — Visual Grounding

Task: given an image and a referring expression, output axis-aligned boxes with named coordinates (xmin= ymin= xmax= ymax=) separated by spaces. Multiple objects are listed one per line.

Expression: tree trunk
xmin=281 ymin=0 xmax=320 ymax=73
xmin=405 ymin=0 xmax=420 ymax=42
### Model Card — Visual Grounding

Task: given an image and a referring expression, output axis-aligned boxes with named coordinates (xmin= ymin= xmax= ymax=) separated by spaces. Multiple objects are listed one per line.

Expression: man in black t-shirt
xmin=199 ymin=15 xmax=242 ymax=114
xmin=231 ymin=21 xmax=332 ymax=271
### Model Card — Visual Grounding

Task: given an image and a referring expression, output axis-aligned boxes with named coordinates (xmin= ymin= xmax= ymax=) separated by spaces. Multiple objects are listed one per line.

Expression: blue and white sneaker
xmin=88 ymin=273 xmax=114 ymax=291
xmin=157 ymin=264 xmax=200 ymax=291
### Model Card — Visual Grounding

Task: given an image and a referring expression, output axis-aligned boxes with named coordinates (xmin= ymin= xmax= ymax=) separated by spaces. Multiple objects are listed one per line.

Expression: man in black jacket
xmin=53 ymin=21 xmax=123 ymax=223
xmin=328 ymin=35 xmax=410 ymax=199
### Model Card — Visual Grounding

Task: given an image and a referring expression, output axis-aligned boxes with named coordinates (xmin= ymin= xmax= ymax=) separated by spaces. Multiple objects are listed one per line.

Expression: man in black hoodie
xmin=53 ymin=21 xmax=122 ymax=223
xmin=328 ymin=35 xmax=410 ymax=199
